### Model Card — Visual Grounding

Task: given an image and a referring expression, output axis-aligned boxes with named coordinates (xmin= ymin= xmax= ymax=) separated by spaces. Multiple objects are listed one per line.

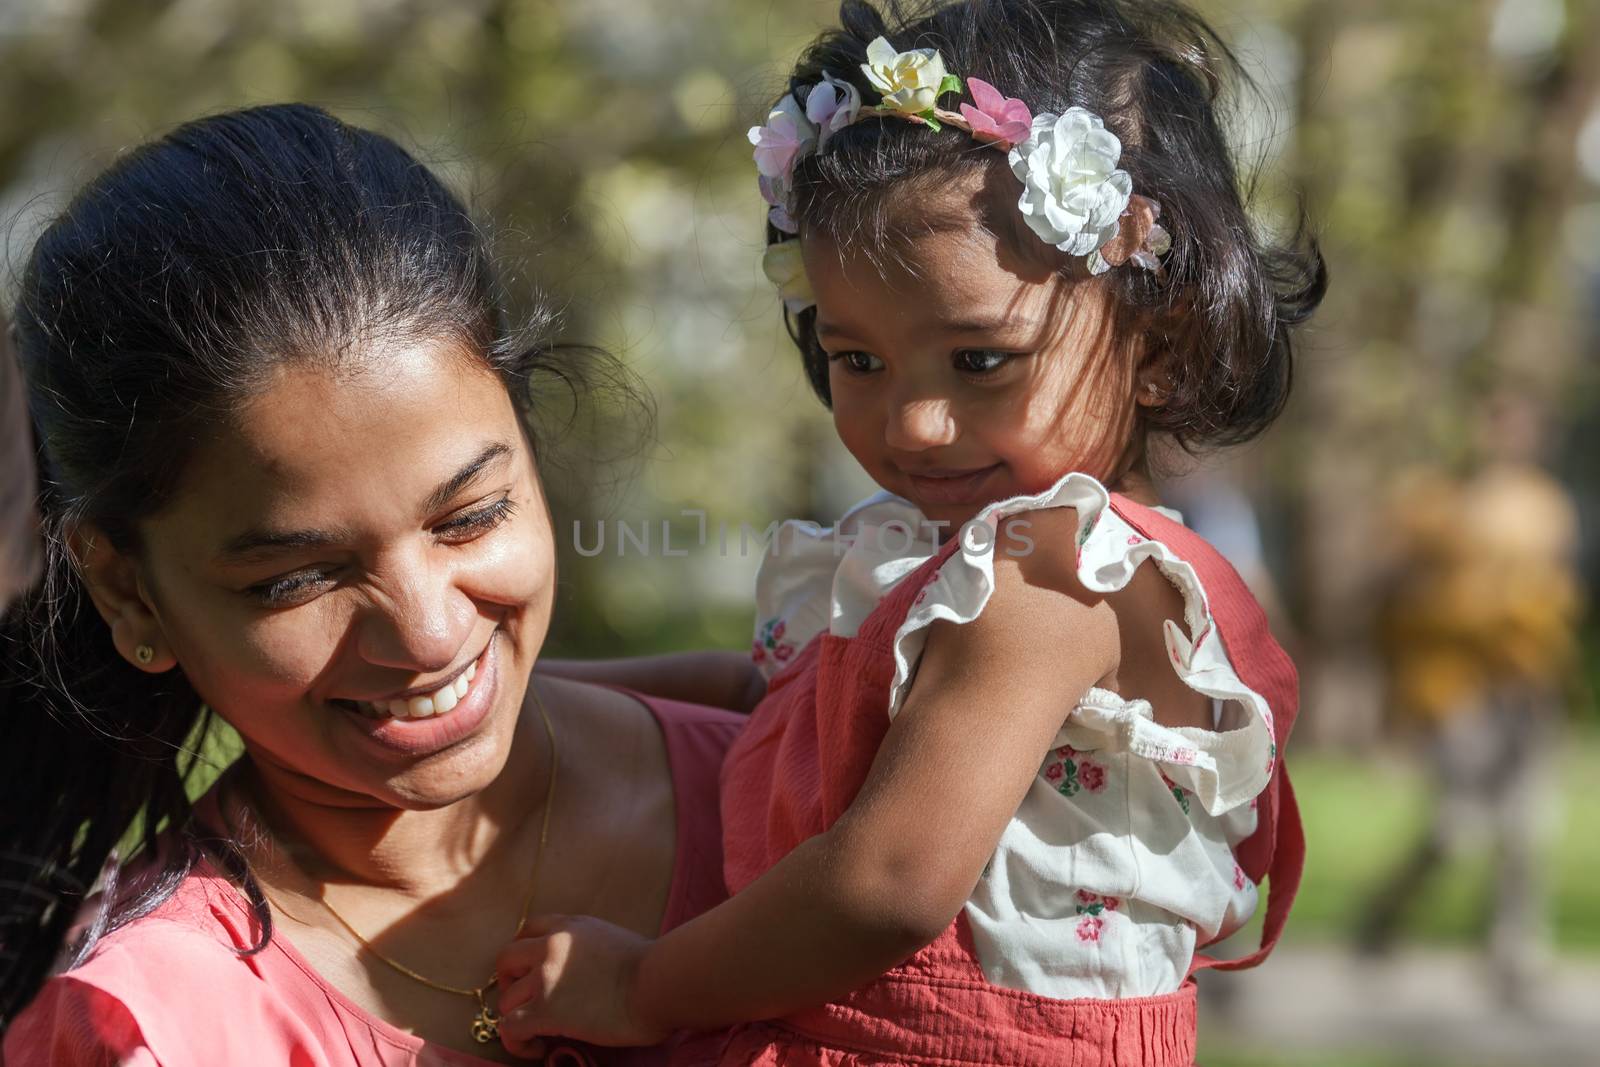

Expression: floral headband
xmin=750 ymin=36 xmax=1171 ymax=313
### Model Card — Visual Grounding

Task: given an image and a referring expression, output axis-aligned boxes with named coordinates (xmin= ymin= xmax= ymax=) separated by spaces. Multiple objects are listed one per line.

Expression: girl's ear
xmin=1133 ymin=343 xmax=1176 ymax=409
xmin=72 ymin=524 xmax=178 ymax=672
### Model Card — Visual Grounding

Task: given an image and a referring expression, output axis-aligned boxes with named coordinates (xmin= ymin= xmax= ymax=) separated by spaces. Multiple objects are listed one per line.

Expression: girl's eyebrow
xmin=939 ymin=313 xmax=1037 ymax=334
xmin=814 ymin=317 xmax=857 ymax=341
xmin=214 ymin=442 xmax=515 ymax=564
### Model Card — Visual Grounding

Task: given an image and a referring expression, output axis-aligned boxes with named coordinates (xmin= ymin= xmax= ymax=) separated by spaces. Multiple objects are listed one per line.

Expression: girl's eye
xmin=828 ymin=351 xmax=884 ymax=374
xmin=433 ymin=497 xmax=518 ymax=543
xmin=954 ymin=349 xmax=1013 ymax=375
xmin=248 ymin=570 xmax=336 ymax=608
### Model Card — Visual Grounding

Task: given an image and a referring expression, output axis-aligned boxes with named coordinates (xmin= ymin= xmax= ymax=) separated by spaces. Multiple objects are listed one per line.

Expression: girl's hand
xmin=494 ymin=915 xmax=668 ymax=1055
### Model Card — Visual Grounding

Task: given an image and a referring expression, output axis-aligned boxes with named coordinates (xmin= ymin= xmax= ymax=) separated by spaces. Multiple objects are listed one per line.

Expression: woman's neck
xmin=226 ymin=702 xmax=551 ymax=900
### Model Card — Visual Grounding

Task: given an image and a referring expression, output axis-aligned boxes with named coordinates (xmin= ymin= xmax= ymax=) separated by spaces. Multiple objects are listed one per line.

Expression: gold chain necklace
xmin=256 ymin=683 xmax=559 ymax=1046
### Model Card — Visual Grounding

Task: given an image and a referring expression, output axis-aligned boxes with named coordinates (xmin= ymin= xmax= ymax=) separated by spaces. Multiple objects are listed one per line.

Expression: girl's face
xmin=123 ymin=342 xmax=553 ymax=810
xmin=804 ymin=174 xmax=1148 ymax=528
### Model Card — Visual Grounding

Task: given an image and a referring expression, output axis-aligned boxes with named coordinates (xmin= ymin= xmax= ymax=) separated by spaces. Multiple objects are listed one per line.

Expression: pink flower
xmin=1169 ymin=747 xmax=1198 ymax=766
xmin=773 ymin=643 xmax=794 ymax=663
xmin=1127 ymin=534 xmax=1142 ymax=545
xmin=959 ymin=77 xmax=1032 ymax=147
xmin=1055 ymin=745 xmax=1077 ymax=759
xmin=1044 ymin=762 xmax=1065 ymax=783
xmin=1076 ymin=889 xmax=1097 ymax=905
xmin=1075 ymin=915 xmax=1104 ymax=942
xmin=771 ymin=619 xmax=787 ymax=641
xmin=748 ymin=96 xmax=816 ymax=182
xmin=1233 ymin=863 xmax=1247 ymax=891
xmin=1078 ymin=760 xmax=1107 ymax=792
xmin=1101 ymin=896 xmax=1121 ymax=911
xmin=751 ymin=641 xmax=766 ymax=663
xmin=804 ymin=74 xmax=861 ymax=146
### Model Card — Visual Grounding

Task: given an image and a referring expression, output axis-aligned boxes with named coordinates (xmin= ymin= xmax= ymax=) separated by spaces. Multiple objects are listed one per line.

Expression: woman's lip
xmin=341 ymin=647 xmax=484 ymax=705
xmin=904 ymin=463 xmax=1004 ymax=505
xmin=336 ymin=635 xmax=502 ymax=758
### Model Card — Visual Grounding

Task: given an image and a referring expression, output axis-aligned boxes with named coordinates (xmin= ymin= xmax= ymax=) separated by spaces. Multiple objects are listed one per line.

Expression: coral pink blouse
xmin=3 ymin=694 xmax=742 ymax=1067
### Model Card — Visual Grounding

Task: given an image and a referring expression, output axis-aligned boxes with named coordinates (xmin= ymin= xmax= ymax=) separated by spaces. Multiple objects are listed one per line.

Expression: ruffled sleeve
xmin=882 ymin=472 xmax=1276 ymax=815
xmin=750 ymin=492 xmax=927 ymax=679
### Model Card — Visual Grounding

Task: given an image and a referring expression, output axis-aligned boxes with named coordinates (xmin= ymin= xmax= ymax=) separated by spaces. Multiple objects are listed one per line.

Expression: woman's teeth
xmin=354 ymin=655 xmax=479 ymax=719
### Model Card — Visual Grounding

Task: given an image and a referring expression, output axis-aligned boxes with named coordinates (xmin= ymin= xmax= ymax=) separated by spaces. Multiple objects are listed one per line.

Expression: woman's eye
xmin=828 ymin=351 xmax=884 ymax=374
xmin=248 ymin=570 xmax=336 ymax=608
xmin=954 ymin=349 xmax=1013 ymax=375
xmin=433 ymin=497 xmax=518 ymax=543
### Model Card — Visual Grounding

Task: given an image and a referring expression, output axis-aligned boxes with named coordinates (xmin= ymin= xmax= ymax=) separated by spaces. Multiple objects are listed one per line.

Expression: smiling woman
xmin=0 ymin=105 xmax=744 ymax=1065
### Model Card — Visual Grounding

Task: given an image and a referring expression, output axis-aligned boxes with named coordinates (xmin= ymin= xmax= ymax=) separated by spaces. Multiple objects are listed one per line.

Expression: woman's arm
xmin=537 ymin=650 xmax=767 ymax=713
xmin=497 ymin=511 xmax=1119 ymax=1044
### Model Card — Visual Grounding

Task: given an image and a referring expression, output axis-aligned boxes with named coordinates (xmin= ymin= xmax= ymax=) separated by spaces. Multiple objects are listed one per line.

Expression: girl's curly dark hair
xmin=770 ymin=0 xmax=1327 ymax=452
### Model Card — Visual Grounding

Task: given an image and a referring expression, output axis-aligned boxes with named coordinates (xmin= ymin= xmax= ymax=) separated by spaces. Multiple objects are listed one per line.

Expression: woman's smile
xmin=335 ymin=630 xmax=504 ymax=758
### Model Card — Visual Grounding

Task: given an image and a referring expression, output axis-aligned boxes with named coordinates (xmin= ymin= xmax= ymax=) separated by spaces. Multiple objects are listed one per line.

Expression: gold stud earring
xmin=135 ymin=644 xmax=155 ymax=665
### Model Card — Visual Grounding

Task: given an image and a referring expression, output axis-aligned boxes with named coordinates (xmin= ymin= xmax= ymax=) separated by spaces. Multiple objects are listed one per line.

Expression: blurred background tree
xmin=3 ymin=2 xmax=1598 ymax=1063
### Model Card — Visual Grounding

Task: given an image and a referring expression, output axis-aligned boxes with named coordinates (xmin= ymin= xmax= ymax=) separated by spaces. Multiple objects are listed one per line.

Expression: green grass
xmin=1196 ymin=1052 xmax=1458 ymax=1067
xmin=1270 ymin=729 xmax=1600 ymax=952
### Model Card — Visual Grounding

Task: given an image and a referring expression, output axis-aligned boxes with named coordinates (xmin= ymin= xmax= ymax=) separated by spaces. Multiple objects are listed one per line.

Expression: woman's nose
xmin=355 ymin=561 xmax=475 ymax=673
xmin=884 ymin=393 xmax=959 ymax=452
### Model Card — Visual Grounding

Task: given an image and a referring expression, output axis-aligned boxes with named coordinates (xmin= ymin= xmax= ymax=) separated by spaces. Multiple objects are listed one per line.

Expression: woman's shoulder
xmin=631 ymin=693 xmax=742 ymax=802
xmin=3 ymin=863 xmax=323 ymax=1065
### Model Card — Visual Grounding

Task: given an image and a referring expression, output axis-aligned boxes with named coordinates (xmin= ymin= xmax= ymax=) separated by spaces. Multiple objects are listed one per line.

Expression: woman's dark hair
xmin=0 ymin=103 xmax=589 ymax=1023
xmin=774 ymin=0 xmax=1327 ymax=451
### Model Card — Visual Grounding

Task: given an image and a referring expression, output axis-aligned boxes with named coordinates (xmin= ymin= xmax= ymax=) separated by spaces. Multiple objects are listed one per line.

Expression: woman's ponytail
xmin=0 ymin=503 xmax=212 ymax=1023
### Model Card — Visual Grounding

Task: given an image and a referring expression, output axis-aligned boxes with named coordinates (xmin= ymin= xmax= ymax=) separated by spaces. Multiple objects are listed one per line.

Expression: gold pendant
xmin=471 ymin=993 xmax=501 ymax=1044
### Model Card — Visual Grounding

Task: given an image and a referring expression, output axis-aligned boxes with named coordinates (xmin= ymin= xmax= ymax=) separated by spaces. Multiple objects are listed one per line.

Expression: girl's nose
xmin=884 ymin=394 xmax=959 ymax=451
xmin=355 ymin=561 xmax=475 ymax=674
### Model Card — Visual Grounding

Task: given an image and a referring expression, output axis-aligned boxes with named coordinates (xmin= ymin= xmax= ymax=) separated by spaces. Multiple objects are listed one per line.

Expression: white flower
xmin=748 ymin=94 xmax=817 ymax=183
xmin=860 ymin=36 xmax=949 ymax=115
xmin=762 ymin=239 xmax=814 ymax=314
xmin=805 ymin=73 xmax=861 ymax=147
xmin=1007 ymin=108 xmax=1133 ymax=257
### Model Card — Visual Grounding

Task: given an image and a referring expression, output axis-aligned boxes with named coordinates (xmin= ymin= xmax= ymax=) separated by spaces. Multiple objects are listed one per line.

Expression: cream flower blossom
xmin=1007 ymin=108 xmax=1133 ymax=258
xmin=762 ymin=239 xmax=814 ymax=314
xmin=860 ymin=36 xmax=950 ymax=115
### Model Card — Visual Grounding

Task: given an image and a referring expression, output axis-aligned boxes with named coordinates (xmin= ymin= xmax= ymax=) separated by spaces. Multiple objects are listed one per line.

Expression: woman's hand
xmin=494 ymin=915 xmax=668 ymax=1056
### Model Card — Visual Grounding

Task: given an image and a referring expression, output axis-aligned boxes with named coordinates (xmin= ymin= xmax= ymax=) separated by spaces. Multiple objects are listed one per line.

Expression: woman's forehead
xmin=148 ymin=342 xmax=525 ymax=551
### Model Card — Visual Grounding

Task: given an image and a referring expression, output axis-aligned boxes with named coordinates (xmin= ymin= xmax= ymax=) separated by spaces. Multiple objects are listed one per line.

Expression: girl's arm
xmin=497 ymin=511 xmax=1118 ymax=1044
xmin=537 ymin=650 xmax=767 ymax=713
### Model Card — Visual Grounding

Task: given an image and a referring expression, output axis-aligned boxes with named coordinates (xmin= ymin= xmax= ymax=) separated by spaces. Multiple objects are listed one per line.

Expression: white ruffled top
xmin=750 ymin=471 xmax=1277 ymax=999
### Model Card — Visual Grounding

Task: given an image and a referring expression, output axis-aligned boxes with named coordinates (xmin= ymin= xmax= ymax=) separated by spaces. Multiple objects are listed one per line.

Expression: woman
xmin=0 ymin=104 xmax=752 ymax=1065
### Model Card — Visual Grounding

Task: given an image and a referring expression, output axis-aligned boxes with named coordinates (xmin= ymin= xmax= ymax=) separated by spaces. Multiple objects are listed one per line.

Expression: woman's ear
xmin=72 ymin=524 xmax=178 ymax=672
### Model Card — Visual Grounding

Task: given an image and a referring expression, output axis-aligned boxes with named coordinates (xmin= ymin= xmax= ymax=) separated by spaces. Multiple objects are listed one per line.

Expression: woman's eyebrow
xmin=215 ymin=442 xmax=515 ymax=564
xmin=420 ymin=442 xmax=514 ymax=516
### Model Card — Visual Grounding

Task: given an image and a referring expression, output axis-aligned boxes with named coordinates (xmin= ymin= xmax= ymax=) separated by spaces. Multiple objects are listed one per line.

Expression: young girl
xmin=498 ymin=1 xmax=1324 ymax=1062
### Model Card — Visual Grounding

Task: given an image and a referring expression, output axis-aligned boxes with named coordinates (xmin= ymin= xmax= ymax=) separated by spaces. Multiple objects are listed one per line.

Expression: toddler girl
xmin=501 ymin=1 xmax=1324 ymax=1062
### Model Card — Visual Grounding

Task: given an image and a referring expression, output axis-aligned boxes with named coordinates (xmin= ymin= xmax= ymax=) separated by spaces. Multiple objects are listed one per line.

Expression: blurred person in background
xmin=1359 ymin=389 xmax=1585 ymax=1007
